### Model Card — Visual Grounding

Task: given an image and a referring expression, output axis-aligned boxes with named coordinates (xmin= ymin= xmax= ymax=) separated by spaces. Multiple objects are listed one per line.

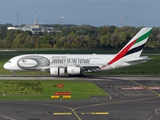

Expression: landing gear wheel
xmin=82 ymin=74 xmax=85 ymax=77
xmin=11 ymin=71 xmax=16 ymax=77
xmin=12 ymin=74 xmax=15 ymax=77
xmin=68 ymin=74 xmax=85 ymax=77
xmin=80 ymin=73 xmax=85 ymax=77
xmin=69 ymin=74 xmax=73 ymax=77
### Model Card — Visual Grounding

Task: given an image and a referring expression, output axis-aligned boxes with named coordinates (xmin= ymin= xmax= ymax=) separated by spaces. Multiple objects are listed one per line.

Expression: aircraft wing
xmin=40 ymin=64 xmax=101 ymax=72
xmin=78 ymin=64 xmax=101 ymax=72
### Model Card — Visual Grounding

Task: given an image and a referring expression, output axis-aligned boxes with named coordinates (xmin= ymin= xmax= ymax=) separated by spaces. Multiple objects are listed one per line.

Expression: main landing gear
xmin=11 ymin=71 xmax=16 ymax=76
xmin=69 ymin=73 xmax=84 ymax=77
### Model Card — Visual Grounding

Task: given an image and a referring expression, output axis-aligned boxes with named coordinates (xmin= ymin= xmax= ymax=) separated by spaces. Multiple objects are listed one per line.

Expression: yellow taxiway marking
xmin=81 ymin=112 xmax=85 ymax=115
xmin=95 ymin=112 xmax=109 ymax=115
xmin=81 ymin=111 xmax=109 ymax=115
xmin=38 ymin=103 xmax=81 ymax=120
xmin=90 ymin=112 xmax=96 ymax=115
xmin=90 ymin=111 xmax=109 ymax=115
xmin=130 ymin=80 xmax=160 ymax=96
xmin=53 ymin=112 xmax=72 ymax=115
xmin=71 ymin=109 xmax=81 ymax=120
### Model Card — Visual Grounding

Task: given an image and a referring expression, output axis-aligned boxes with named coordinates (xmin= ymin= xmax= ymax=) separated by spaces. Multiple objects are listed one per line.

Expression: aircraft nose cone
xmin=3 ymin=63 xmax=9 ymax=70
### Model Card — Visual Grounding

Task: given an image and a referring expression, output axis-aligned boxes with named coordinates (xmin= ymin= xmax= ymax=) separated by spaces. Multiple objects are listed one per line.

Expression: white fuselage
xmin=3 ymin=53 xmax=135 ymax=75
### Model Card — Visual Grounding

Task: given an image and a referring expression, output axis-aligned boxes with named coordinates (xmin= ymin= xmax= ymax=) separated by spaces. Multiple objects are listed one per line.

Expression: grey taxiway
xmin=0 ymin=76 xmax=160 ymax=120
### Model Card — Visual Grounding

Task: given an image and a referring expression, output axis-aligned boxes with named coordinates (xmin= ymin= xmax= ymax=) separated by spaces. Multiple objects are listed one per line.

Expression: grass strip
xmin=0 ymin=80 xmax=107 ymax=100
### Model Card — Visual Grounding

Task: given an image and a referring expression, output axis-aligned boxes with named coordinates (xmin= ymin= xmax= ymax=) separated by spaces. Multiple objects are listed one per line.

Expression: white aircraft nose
xmin=3 ymin=63 xmax=10 ymax=70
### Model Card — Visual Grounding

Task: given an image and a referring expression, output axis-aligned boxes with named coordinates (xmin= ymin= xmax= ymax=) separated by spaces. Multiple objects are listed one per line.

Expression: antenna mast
xmin=34 ymin=11 xmax=36 ymax=25
xmin=120 ymin=14 xmax=123 ymax=27
xmin=17 ymin=13 xmax=19 ymax=26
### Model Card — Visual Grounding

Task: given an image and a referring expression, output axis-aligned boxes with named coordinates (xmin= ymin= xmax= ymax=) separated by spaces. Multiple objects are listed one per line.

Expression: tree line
xmin=0 ymin=24 xmax=160 ymax=49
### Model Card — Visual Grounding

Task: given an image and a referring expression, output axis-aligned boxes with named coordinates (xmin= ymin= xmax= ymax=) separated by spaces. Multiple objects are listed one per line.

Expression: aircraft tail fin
xmin=107 ymin=27 xmax=152 ymax=65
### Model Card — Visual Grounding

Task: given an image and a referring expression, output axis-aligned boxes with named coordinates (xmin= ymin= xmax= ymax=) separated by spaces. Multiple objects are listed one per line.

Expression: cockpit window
xmin=8 ymin=61 xmax=11 ymax=63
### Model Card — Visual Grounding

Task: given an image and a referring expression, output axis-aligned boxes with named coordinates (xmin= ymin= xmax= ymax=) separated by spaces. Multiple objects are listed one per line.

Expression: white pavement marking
xmin=0 ymin=114 xmax=16 ymax=120
xmin=108 ymin=95 xmax=112 ymax=100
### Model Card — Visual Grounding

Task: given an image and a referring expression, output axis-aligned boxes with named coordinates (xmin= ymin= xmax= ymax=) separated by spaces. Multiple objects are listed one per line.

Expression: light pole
xmin=60 ymin=16 xmax=65 ymax=30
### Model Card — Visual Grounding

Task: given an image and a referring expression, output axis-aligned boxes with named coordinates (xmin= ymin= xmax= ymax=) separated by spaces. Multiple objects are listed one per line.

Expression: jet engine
xmin=50 ymin=66 xmax=81 ymax=76
xmin=67 ymin=66 xmax=81 ymax=75
xmin=50 ymin=67 xmax=65 ymax=75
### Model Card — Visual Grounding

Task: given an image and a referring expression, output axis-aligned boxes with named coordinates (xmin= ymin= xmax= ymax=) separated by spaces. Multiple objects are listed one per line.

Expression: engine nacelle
xmin=50 ymin=67 xmax=65 ymax=75
xmin=59 ymin=68 xmax=65 ymax=75
xmin=67 ymin=66 xmax=81 ymax=75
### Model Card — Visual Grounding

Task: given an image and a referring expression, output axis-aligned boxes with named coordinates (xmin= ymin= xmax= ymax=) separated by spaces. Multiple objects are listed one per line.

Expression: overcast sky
xmin=0 ymin=0 xmax=159 ymax=27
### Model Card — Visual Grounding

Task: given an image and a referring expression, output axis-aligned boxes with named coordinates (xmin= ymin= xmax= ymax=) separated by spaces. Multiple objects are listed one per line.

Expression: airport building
xmin=7 ymin=25 xmax=57 ymax=34
xmin=7 ymin=12 xmax=61 ymax=34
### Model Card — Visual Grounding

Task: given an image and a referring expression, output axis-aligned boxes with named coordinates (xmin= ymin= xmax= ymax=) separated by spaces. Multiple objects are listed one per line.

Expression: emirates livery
xmin=4 ymin=27 xmax=152 ymax=76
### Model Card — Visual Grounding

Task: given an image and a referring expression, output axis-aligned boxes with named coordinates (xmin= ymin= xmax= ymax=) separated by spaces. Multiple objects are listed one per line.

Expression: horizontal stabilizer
xmin=124 ymin=56 xmax=149 ymax=64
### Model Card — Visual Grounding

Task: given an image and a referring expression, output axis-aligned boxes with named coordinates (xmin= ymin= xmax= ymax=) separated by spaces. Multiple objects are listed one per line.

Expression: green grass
xmin=0 ymin=80 xmax=107 ymax=100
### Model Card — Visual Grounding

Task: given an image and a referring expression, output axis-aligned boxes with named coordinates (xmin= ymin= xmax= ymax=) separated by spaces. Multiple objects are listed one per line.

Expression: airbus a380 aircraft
xmin=4 ymin=27 xmax=152 ymax=76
